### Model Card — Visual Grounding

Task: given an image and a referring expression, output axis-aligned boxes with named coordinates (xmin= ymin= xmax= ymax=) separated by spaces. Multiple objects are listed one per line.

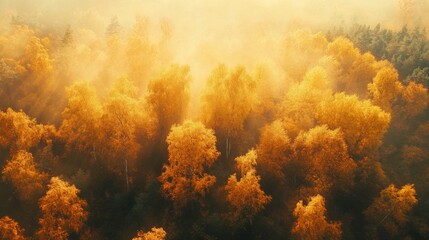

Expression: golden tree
xmin=0 ymin=216 xmax=26 ymax=240
xmin=225 ymin=150 xmax=271 ymax=224
xmin=37 ymin=177 xmax=88 ymax=240
xmin=23 ymin=36 xmax=53 ymax=76
xmin=132 ymin=227 xmax=166 ymax=240
xmin=293 ymin=125 xmax=357 ymax=196
xmin=327 ymin=36 xmax=360 ymax=74
xmin=278 ymin=66 xmax=332 ymax=138
xmin=368 ymin=66 xmax=403 ymax=111
xmin=347 ymin=52 xmax=378 ymax=95
xmin=327 ymin=36 xmax=380 ymax=95
xmin=159 ymin=120 xmax=220 ymax=207
xmin=292 ymin=194 xmax=342 ymax=240
xmin=2 ymin=150 xmax=47 ymax=201
xmin=201 ymin=64 xmax=258 ymax=159
xmin=365 ymin=184 xmax=417 ymax=238
xmin=256 ymin=120 xmax=292 ymax=180
xmin=0 ymin=108 xmax=45 ymax=153
xmin=100 ymin=77 xmax=153 ymax=191
xmin=399 ymin=81 xmax=429 ymax=118
xmin=59 ymin=81 xmax=102 ymax=156
xmin=318 ymin=92 xmax=391 ymax=156
xmin=146 ymin=65 xmax=191 ymax=136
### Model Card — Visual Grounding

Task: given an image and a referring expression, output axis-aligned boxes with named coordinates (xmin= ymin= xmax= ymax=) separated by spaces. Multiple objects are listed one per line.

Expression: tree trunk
xmin=226 ymin=130 xmax=231 ymax=161
xmin=125 ymin=158 xmax=129 ymax=192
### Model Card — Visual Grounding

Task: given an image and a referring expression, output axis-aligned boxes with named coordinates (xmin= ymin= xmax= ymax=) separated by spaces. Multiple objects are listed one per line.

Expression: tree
xmin=318 ymin=92 xmax=391 ymax=157
xmin=347 ymin=52 xmax=378 ymax=96
xmin=159 ymin=120 xmax=219 ymax=207
xmin=23 ymin=36 xmax=53 ymax=76
xmin=293 ymin=125 xmax=357 ymax=196
xmin=0 ymin=58 xmax=26 ymax=107
xmin=256 ymin=120 xmax=292 ymax=180
xmin=146 ymin=65 xmax=191 ymax=137
xmin=2 ymin=150 xmax=47 ymax=201
xmin=0 ymin=216 xmax=25 ymax=240
xmin=327 ymin=36 xmax=360 ymax=77
xmin=132 ymin=227 xmax=166 ymax=240
xmin=365 ymin=184 xmax=417 ymax=238
xmin=37 ymin=177 xmax=88 ymax=240
xmin=235 ymin=149 xmax=257 ymax=176
xmin=292 ymin=194 xmax=342 ymax=240
xmin=398 ymin=81 xmax=429 ymax=118
xmin=59 ymin=81 xmax=102 ymax=157
xmin=201 ymin=64 xmax=258 ymax=159
xmin=225 ymin=150 xmax=271 ymax=224
xmin=278 ymin=66 xmax=331 ymax=138
xmin=0 ymin=108 xmax=46 ymax=153
xmin=368 ymin=66 xmax=403 ymax=111
xmin=100 ymin=77 xmax=153 ymax=191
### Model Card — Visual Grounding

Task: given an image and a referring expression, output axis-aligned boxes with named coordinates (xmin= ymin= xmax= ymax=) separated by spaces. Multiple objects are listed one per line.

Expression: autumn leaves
xmin=159 ymin=121 xmax=219 ymax=208
xmin=1 ymin=19 xmax=428 ymax=238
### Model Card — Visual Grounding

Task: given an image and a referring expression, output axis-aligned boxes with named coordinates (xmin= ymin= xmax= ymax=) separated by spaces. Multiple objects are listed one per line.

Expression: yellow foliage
xmin=399 ymin=81 xmax=429 ymax=118
xmin=146 ymin=65 xmax=191 ymax=134
xmin=235 ymin=149 xmax=257 ymax=176
xmin=252 ymin=65 xmax=277 ymax=117
xmin=0 ymin=58 xmax=27 ymax=80
xmin=348 ymin=52 xmax=378 ymax=95
xmin=132 ymin=227 xmax=166 ymax=240
xmin=278 ymin=66 xmax=332 ymax=138
xmin=293 ymin=125 xmax=357 ymax=195
xmin=0 ymin=108 xmax=45 ymax=153
xmin=256 ymin=120 xmax=291 ymax=179
xmin=37 ymin=177 xmax=88 ymax=240
xmin=0 ymin=216 xmax=26 ymax=240
xmin=59 ymin=81 xmax=102 ymax=153
xmin=23 ymin=36 xmax=53 ymax=76
xmin=159 ymin=120 xmax=219 ymax=207
xmin=328 ymin=36 xmax=360 ymax=72
xmin=201 ymin=64 xmax=258 ymax=137
xmin=368 ymin=66 xmax=403 ymax=111
xmin=318 ymin=92 xmax=391 ymax=156
xmin=225 ymin=169 xmax=271 ymax=224
xmin=0 ymin=24 xmax=35 ymax=60
xmin=99 ymin=77 xmax=155 ymax=189
xmin=292 ymin=194 xmax=342 ymax=240
xmin=325 ymin=36 xmax=383 ymax=96
xmin=2 ymin=150 xmax=47 ymax=201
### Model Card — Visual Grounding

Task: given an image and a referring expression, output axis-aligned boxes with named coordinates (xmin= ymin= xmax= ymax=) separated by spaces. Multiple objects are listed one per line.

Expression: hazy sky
xmin=1 ymin=0 xmax=427 ymax=85
xmin=1 ymin=0 xmax=426 ymax=30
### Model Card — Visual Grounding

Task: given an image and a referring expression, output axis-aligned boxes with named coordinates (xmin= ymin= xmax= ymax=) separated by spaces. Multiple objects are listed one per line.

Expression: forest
xmin=1 ymin=0 xmax=429 ymax=239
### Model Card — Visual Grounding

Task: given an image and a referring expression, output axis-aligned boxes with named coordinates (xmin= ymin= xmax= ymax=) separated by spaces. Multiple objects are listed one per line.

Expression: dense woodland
xmin=1 ymin=7 xmax=429 ymax=240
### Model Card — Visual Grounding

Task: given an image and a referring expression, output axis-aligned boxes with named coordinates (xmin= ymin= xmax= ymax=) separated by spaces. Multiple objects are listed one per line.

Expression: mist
xmin=1 ymin=0 xmax=426 ymax=80
xmin=1 ymin=1 xmax=429 ymax=240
